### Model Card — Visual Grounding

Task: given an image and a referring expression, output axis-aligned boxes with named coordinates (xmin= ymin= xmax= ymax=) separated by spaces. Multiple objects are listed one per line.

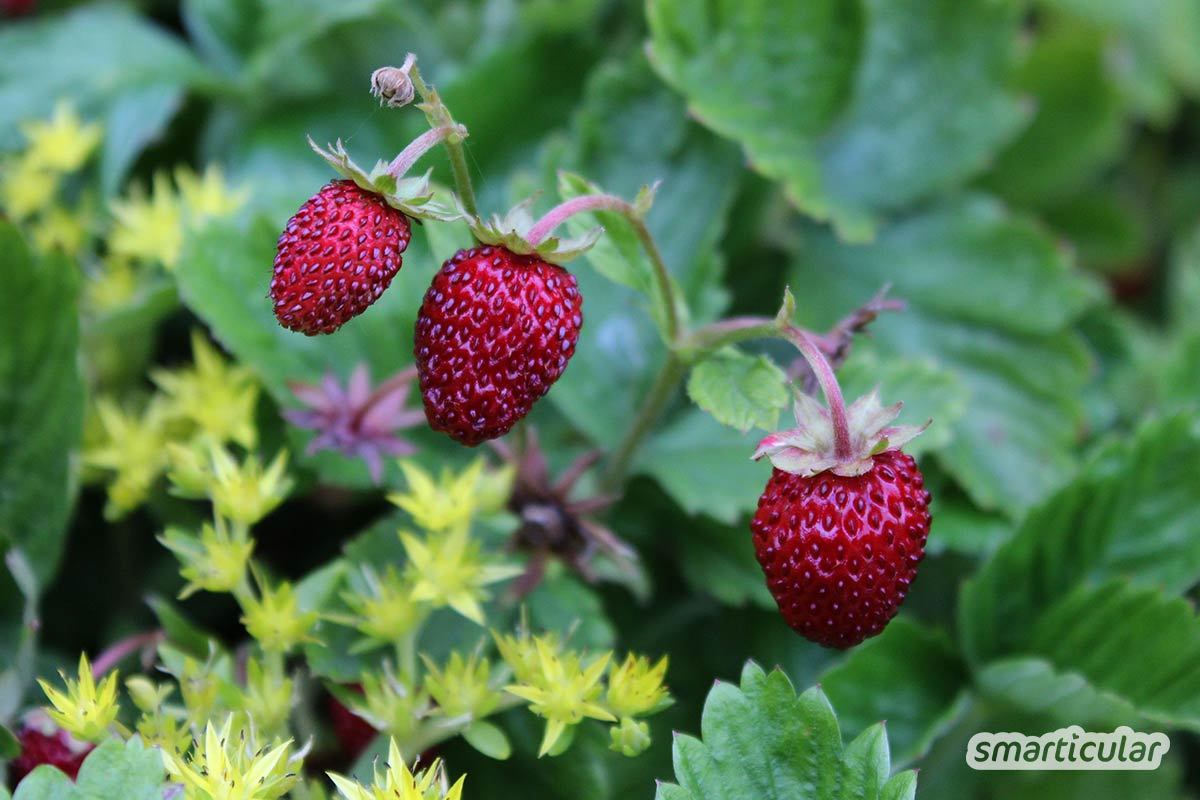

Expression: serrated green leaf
xmin=638 ymin=409 xmax=769 ymax=524
xmin=687 ymin=349 xmax=789 ymax=433
xmin=658 ymin=661 xmax=917 ymax=800
xmin=0 ymin=223 xmax=84 ymax=587
xmin=820 ymin=618 xmax=970 ymax=765
xmin=962 ymin=414 xmax=1200 ymax=662
xmin=975 ymin=657 xmax=1141 ymax=729
xmin=0 ymin=4 xmax=211 ymax=152
xmin=984 ymin=580 xmax=1200 ymax=730
xmin=463 ymin=720 xmax=512 ymax=760
xmin=648 ymin=0 xmax=1026 ymax=240
xmin=789 ymin=195 xmax=1101 ymax=516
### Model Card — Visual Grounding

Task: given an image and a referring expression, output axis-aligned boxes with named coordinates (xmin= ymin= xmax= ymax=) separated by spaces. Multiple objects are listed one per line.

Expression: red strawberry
xmin=414 ymin=245 xmax=583 ymax=445
xmin=751 ymin=390 xmax=931 ymax=648
xmin=271 ymin=180 xmax=411 ymax=336
xmin=9 ymin=713 xmax=93 ymax=786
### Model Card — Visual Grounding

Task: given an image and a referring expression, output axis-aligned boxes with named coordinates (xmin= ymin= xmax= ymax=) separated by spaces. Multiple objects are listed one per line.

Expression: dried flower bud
xmin=370 ymin=54 xmax=417 ymax=108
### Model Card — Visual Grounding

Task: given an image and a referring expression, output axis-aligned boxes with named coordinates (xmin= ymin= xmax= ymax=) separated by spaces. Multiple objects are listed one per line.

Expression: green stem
xmin=601 ymin=354 xmax=688 ymax=490
xmin=401 ymin=693 xmax=525 ymax=755
xmin=407 ymin=66 xmax=478 ymax=217
xmin=781 ymin=326 xmax=852 ymax=458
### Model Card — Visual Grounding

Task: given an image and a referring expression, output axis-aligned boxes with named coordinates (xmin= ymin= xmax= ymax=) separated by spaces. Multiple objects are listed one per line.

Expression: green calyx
xmin=466 ymin=197 xmax=602 ymax=265
xmin=308 ymin=137 xmax=461 ymax=222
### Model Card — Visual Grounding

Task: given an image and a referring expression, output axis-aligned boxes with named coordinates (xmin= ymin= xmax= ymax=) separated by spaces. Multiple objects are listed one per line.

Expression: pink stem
xmin=91 ymin=630 xmax=164 ymax=677
xmin=386 ymin=125 xmax=465 ymax=179
xmin=783 ymin=326 xmax=852 ymax=459
xmin=525 ymin=194 xmax=629 ymax=246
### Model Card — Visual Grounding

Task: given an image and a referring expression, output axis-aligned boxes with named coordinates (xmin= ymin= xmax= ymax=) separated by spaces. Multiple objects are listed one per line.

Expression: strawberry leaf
xmin=647 ymin=0 xmax=1027 ymax=240
xmin=686 ymin=348 xmax=790 ymax=433
xmin=819 ymin=617 xmax=970 ymax=766
xmin=658 ymin=661 xmax=917 ymax=800
xmin=977 ymin=580 xmax=1200 ymax=731
xmin=13 ymin=737 xmax=164 ymax=800
xmin=0 ymin=223 xmax=84 ymax=586
xmin=961 ymin=413 xmax=1200 ymax=663
xmin=789 ymin=195 xmax=1102 ymax=517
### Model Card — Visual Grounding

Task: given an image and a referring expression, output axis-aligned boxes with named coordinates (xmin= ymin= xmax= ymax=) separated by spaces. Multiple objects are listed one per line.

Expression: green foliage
xmin=4 ymin=1 xmax=1200 ymax=798
xmin=686 ymin=349 xmax=789 ymax=433
xmin=658 ymin=662 xmax=917 ymax=800
xmin=0 ymin=223 xmax=84 ymax=584
xmin=12 ymin=738 xmax=164 ymax=800
xmin=648 ymin=0 xmax=1026 ymax=240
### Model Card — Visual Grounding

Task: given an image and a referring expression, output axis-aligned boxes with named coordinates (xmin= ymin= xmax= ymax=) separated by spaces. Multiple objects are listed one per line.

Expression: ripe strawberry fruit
xmin=414 ymin=245 xmax=583 ymax=445
xmin=9 ymin=713 xmax=93 ymax=785
xmin=271 ymin=180 xmax=412 ymax=335
xmin=751 ymin=391 xmax=931 ymax=648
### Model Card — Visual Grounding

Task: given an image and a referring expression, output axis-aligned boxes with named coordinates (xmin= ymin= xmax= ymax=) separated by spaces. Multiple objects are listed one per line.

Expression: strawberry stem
xmin=386 ymin=124 xmax=467 ymax=179
xmin=527 ymin=192 xmax=681 ymax=343
xmin=403 ymin=57 xmax=478 ymax=217
xmin=783 ymin=326 xmax=853 ymax=460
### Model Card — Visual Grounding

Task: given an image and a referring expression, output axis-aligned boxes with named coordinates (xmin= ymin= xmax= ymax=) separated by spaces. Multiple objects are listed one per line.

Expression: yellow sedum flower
xmin=38 ymin=654 xmax=120 ymax=742
xmin=86 ymin=258 xmax=141 ymax=312
xmin=153 ymin=331 xmax=260 ymax=449
xmin=21 ymin=102 xmax=102 ymax=173
xmin=159 ymin=516 xmax=254 ymax=599
xmin=504 ymin=639 xmax=614 ymax=756
xmin=209 ymin=447 xmax=292 ymax=526
xmin=401 ymin=528 xmax=521 ymax=625
xmin=0 ymin=156 xmax=61 ymax=220
xmin=241 ymin=576 xmax=319 ymax=654
xmin=328 ymin=738 xmax=465 ymax=800
xmin=422 ymin=651 xmax=501 ymax=719
xmin=31 ymin=204 xmax=90 ymax=254
xmin=492 ymin=629 xmax=558 ymax=686
xmin=110 ymin=171 xmax=184 ymax=269
xmin=241 ymin=659 xmax=295 ymax=737
xmin=606 ymin=653 xmax=670 ymax=718
xmin=341 ymin=566 xmax=424 ymax=652
xmin=84 ymin=396 xmax=170 ymax=519
xmin=162 ymin=716 xmax=300 ymax=800
xmin=388 ymin=460 xmax=486 ymax=534
xmin=349 ymin=670 xmax=429 ymax=740
xmin=176 ymin=163 xmax=248 ymax=226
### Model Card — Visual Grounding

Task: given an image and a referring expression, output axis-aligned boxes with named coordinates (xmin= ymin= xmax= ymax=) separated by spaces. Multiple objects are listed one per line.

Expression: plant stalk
xmin=386 ymin=125 xmax=467 ymax=179
xmin=781 ymin=326 xmax=852 ymax=459
xmin=406 ymin=64 xmax=478 ymax=217
xmin=601 ymin=354 xmax=688 ymax=490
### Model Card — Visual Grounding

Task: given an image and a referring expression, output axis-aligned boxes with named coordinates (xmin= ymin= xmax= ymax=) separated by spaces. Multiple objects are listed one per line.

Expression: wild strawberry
xmin=9 ymin=712 xmax=93 ymax=785
xmin=751 ymin=390 xmax=931 ymax=648
xmin=414 ymin=245 xmax=583 ymax=445
xmin=270 ymin=133 xmax=464 ymax=335
xmin=270 ymin=180 xmax=411 ymax=335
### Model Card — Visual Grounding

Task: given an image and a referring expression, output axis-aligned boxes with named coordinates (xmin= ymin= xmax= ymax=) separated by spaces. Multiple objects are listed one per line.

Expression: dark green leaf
xmin=638 ymin=409 xmax=769 ymax=524
xmin=0 ymin=223 xmax=85 ymax=586
xmin=820 ymin=618 xmax=970 ymax=765
xmin=648 ymin=0 xmax=1026 ymax=240
xmin=0 ymin=4 xmax=211 ymax=150
xmin=962 ymin=414 xmax=1200 ymax=662
xmin=789 ymin=195 xmax=1101 ymax=516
